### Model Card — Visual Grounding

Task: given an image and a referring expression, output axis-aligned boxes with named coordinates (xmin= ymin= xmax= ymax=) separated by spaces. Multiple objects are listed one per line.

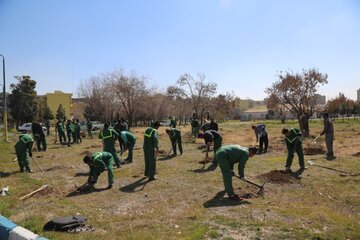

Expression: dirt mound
xmin=352 ymin=152 xmax=360 ymax=157
xmin=258 ymin=170 xmax=300 ymax=184
xmin=303 ymin=147 xmax=326 ymax=155
xmin=80 ymin=150 xmax=92 ymax=156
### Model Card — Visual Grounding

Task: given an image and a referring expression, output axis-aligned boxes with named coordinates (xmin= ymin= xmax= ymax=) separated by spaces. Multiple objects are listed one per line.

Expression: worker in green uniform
xmin=83 ymin=152 xmax=114 ymax=189
xmin=56 ymin=120 xmax=66 ymax=144
xmin=281 ymin=128 xmax=306 ymax=172
xmin=143 ymin=121 xmax=160 ymax=181
xmin=120 ymin=131 xmax=136 ymax=163
xmin=165 ymin=128 xmax=183 ymax=156
xmin=216 ymin=145 xmax=258 ymax=201
xmin=75 ymin=119 xmax=82 ymax=144
xmin=99 ymin=123 xmax=121 ymax=168
xmin=70 ymin=119 xmax=77 ymax=144
xmin=86 ymin=119 xmax=93 ymax=139
xmin=203 ymin=129 xmax=222 ymax=166
xmin=14 ymin=134 xmax=39 ymax=173
xmin=191 ymin=117 xmax=200 ymax=137
xmin=66 ymin=119 xmax=72 ymax=147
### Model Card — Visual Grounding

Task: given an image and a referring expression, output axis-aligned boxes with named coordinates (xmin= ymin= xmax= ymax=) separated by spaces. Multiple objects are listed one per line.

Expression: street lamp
xmin=0 ymin=54 xmax=8 ymax=142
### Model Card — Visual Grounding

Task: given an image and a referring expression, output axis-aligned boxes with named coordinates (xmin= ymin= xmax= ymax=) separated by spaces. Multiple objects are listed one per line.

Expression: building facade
xmin=46 ymin=91 xmax=73 ymax=119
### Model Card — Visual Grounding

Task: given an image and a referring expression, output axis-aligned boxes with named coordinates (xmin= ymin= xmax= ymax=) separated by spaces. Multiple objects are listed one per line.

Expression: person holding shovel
xmin=14 ymin=134 xmax=39 ymax=173
xmin=320 ymin=113 xmax=335 ymax=160
xmin=282 ymin=128 xmax=306 ymax=172
xmin=83 ymin=152 xmax=114 ymax=189
xmin=165 ymin=128 xmax=183 ymax=156
xmin=119 ymin=131 xmax=136 ymax=163
xmin=203 ymin=129 xmax=222 ymax=167
xmin=99 ymin=123 xmax=121 ymax=168
xmin=216 ymin=145 xmax=258 ymax=201
xmin=252 ymin=124 xmax=268 ymax=154
xmin=143 ymin=121 xmax=160 ymax=181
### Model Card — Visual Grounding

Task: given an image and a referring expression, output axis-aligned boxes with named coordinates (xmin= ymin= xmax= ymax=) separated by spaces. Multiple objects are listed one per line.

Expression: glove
xmin=29 ymin=152 xmax=32 ymax=157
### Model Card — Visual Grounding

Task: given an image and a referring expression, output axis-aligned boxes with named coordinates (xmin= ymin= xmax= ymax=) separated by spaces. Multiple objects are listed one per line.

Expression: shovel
xmin=308 ymin=160 xmax=351 ymax=174
xmin=234 ymin=174 xmax=266 ymax=194
xmin=31 ymin=157 xmax=44 ymax=173
xmin=311 ymin=135 xmax=321 ymax=144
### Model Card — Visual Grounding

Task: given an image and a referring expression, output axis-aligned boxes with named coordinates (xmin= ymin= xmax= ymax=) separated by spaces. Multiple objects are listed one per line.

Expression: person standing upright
xmin=31 ymin=122 xmax=47 ymax=151
xmin=143 ymin=121 xmax=160 ymax=181
xmin=320 ymin=113 xmax=335 ymax=160
xmin=66 ymin=119 xmax=72 ymax=147
xmin=252 ymin=124 xmax=268 ymax=154
xmin=99 ymin=123 xmax=121 ymax=168
xmin=86 ymin=119 xmax=93 ymax=139
xmin=56 ymin=120 xmax=66 ymax=144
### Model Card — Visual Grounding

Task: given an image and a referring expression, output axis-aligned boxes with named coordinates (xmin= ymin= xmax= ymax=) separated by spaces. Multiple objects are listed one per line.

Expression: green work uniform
xmin=284 ymin=128 xmax=305 ymax=169
xmin=88 ymin=152 xmax=114 ymax=186
xmin=57 ymin=121 xmax=66 ymax=143
xmin=216 ymin=145 xmax=249 ymax=197
xmin=143 ymin=127 xmax=159 ymax=179
xmin=75 ymin=122 xmax=82 ymax=143
xmin=99 ymin=128 xmax=121 ymax=167
xmin=70 ymin=121 xmax=76 ymax=143
xmin=120 ymin=131 xmax=136 ymax=162
xmin=170 ymin=119 xmax=177 ymax=128
xmin=86 ymin=121 xmax=93 ymax=138
xmin=168 ymin=128 xmax=183 ymax=155
xmin=204 ymin=130 xmax=222 ymax=165
xmin=14 ymin=134 xmax=34 ymax=172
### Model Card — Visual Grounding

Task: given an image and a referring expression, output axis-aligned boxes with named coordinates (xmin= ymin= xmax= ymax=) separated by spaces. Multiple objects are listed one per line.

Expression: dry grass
xmin=1 ymin=119 xmax=360 ymax=240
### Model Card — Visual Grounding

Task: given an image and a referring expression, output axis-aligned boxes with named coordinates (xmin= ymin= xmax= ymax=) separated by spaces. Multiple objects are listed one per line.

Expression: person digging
xmin=165 ymin=128 xmax=183 ymax=156
xmin=99 ymin=123 xmax=122 ymax=168
xmin=82 ymin=152 xmax=114 ymax=190
xmin=281 ymin=128 xmax=307 ymax=172
xmin=216 ymin=145 xmax=258 ymax=201
xmin=14 ymin=133 xmax=39 ymax=173
xmin=119 ymin=130 xmax=136 ymax=164
xmin=202 ymin=129 xmax=222 ymax=169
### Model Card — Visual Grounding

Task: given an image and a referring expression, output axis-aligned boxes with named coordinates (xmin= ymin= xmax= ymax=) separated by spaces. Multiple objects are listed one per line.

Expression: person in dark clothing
xmin=45 ymin=119 xmax=50 ymax=136
xmin=169 ymin=117 xmax=177 ymax=128
xmin=165 ymin=128 xmax=183 ymax=156
xmin=320 ymin=113 xmax=335 ymax=160
xmin=282 ymin=128 xmax=306 ymax=172
xmin=114 ymin=119 xmax=128 ymax=151
xmin=31 ymin=122 xmax=47 ymax=151
xmin=75 ymin=119 xmax=82 ymax=143
xmin=66 ymin=119 xmax=72 ymax=147
xmin=143 ymin=121 xmax=160 ymax=181
xmin=191 ymin=118 xmax=200 ymax=137
xmin=252 ymin=124 xmax=268 ymax=154
xmin=203 ymin=129 xmax=222 ymax=166
xmin=208 ymin=118 xmax=219 ymax=131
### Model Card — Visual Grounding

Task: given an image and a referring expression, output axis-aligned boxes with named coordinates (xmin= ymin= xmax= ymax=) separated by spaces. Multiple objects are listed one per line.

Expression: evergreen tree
xmin=43 ymin=106 xmax=55 ymax=120
xmin=56 ymin=104 xmax=66 ymax=121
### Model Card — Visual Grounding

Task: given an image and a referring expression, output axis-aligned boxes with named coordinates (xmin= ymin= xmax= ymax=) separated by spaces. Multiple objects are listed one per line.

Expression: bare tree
xmin=167 ymin=73 xmax=217 ymax=123
xmin=265 ymin=68 xmax=328 ymax=137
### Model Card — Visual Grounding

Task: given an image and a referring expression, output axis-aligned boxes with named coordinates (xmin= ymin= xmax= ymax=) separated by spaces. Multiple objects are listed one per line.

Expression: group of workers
xmin=55 ymin=118 xmax=83 ymax=146
xmin=14 ymin=113 xmax=335 ymax=201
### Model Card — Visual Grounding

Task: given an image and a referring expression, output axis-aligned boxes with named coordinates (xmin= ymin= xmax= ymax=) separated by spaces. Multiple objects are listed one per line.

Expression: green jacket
xmin=217 ymin=145 xmax=249 ymax=177
xmin=57 ymin=121 xmax=65 ymax=132
xmin=285 ymin=128 xmax=302 ymax=146
xmin=120 ymin=131 xmax=136 ymax=146
xmin=89 ymin=152 xmax=113 ymax=172
xmin=15 ymin=134 xmax=34 ymax=153
xmin=168 ymin=128 xmax=181 ymax=140
xmin=99 ymin=128 xmax=119 ymax=150
xmin=143 ymin=127 xmax=158 ymax=150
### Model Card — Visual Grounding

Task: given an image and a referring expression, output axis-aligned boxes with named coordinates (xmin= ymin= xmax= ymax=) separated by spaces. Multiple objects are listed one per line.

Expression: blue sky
xmin=1 ymin=0 xmax=359 ymax=100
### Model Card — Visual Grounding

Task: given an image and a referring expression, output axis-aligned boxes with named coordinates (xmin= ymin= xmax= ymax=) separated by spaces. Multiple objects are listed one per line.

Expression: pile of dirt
xmin=80 ymin=150 xmax=92 ymax=156
xmin=303 ymin=143 xmax=326 ymax=155
xmin=257 ymin=170 xmax=300 ymax=184
xmin=352 ymin=152 xmax=360 ymax=157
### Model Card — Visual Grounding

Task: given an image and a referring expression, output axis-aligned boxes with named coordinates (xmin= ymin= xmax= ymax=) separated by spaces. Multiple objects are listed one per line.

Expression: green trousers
xmin=286 ymin=143 xmax=305 ymax=168
xmin=171 ymin=136 xmax=183 ymax=155
xmin=104 ymin=146 xmax=121 ymax=167
xmin=90 ymin=159 xmax=114 ymax=185
xmin=216 ymin=150 xmax=235 ymax=196
xmin=126 ymin=142 xmax=135 ymax=162
xmin=212 ymin=136 xmax=223 ymax=165
xmin=144 ymin=147 xmax=156 ymax=179
xmin=15 ymin=149 xmax=30 ymax=171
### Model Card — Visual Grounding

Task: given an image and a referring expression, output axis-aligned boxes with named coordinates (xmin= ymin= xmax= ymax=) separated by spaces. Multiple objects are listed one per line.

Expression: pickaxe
xmin=234 ymin=174 xmax=266 ymax=194
xmin=201 ymin=145 xmax=211 ymax=169
xmin=308 ymin=160 xmax=351 ymax=174
xmin=167 ymin=138 xmax=179 ymax=157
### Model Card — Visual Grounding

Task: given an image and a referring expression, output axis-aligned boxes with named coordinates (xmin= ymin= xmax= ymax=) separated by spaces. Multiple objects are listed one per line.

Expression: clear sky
xmin=1 ymin=0 xmax=359 ymax=100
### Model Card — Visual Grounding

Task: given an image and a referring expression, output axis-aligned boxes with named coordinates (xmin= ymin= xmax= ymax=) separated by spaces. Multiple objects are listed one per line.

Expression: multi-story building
xmin=46 ymin=90 xmax=73 ymax=119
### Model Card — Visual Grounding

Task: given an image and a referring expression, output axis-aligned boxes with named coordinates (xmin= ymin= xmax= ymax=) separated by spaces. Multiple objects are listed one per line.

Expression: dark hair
xmin=104 ymin=123 xmax=109 ymax=128
xmin=248 ymin=147 xmax=258 ymax=154
xmin=251 ymin=125 xmax=256 ymax=129
xmin=281 ymin=128 xmax=289 ymax=134
xmin=153 ymin=121 xmax=160 ymax=128
xmin=323 ymin=113 xmax=329 ymax=118
xmin=83 ymin=155 xmax=91 ymax=164
xmin=165 ymin=129 xmax=171 ymax=134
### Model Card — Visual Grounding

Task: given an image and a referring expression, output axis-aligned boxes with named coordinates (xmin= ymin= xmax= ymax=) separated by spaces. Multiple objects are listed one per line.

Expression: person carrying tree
xmin=143 ymin=121 xmax=160 ymax=181
xmin=165 ymin=128 xmax=183 ymax=156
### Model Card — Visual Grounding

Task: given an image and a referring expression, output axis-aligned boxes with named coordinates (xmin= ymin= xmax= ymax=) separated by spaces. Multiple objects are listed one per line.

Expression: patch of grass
xmin=186 ymin=222 xmax=208 ymax=240
xmin=208 ymin=229 xmax=220 ymax=239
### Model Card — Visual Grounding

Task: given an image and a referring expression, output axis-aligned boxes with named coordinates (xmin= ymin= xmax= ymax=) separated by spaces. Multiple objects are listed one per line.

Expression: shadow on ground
xmin=66 ymin=186 xmax=109 ymax=197
xmin=119 ymin=177 xmax=149 ymax=193
xmin=74 ymin=172 xmax=90 ymax=177
xmin=203 ymin=191 xmax=251 ymax=208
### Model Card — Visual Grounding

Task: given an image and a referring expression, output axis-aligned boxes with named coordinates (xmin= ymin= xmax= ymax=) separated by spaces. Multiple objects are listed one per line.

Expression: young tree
xmin=326 ymin=93 xmax=356 ymax=115
xmin=265 ymin=68 xmax=328 ymax=137
xmin=8 ymin=75 xmax=38 ymax=127
xmin=56 ymin=104 xmax=66 ymax=121
xmin=167 ymin=73 xmax=217 ymax=123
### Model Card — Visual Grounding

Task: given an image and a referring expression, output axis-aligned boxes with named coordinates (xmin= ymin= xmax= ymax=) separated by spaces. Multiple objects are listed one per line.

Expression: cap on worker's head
xmin=281 ymin=128 xmax=289 ymax=135
xmin=248 ymin=146 xmax=258 ymax=154
xmin=83 ymin=155 xmax=91 ymax=164
xmin=153 ymin=121 xmax=160 ymax=128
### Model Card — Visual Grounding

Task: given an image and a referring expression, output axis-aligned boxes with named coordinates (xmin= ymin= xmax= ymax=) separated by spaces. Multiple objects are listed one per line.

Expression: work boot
xmin=148 ymin=176 xmax=157 ymax=181
xmin=285 ymin=167 xmax=292 ymax=173
xmin=26 ymin=169 xmax=34 ymax=173
xmin=229 ymin=194 xmax=242 ymax=201
xmin=107 ymin=184 xmax=113 ymax=189
xmin=300 ymin=166 xmax=308 ymax=170
xmin=20 ymin=169 xmax=24 ymax=173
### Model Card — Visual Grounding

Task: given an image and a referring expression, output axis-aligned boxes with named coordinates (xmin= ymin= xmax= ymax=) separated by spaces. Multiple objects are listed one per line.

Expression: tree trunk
xmin=299 ymin=115 xmax=310 ymax=138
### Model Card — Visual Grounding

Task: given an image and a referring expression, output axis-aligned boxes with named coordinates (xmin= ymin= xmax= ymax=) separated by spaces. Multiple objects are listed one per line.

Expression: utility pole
xmin=0 ymin=54 xmax=8 ymax=142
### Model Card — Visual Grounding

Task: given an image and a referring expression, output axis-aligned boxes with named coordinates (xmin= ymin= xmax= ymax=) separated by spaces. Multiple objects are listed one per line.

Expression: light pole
xmin=0 ymin=54 xmax=8 ymax=142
